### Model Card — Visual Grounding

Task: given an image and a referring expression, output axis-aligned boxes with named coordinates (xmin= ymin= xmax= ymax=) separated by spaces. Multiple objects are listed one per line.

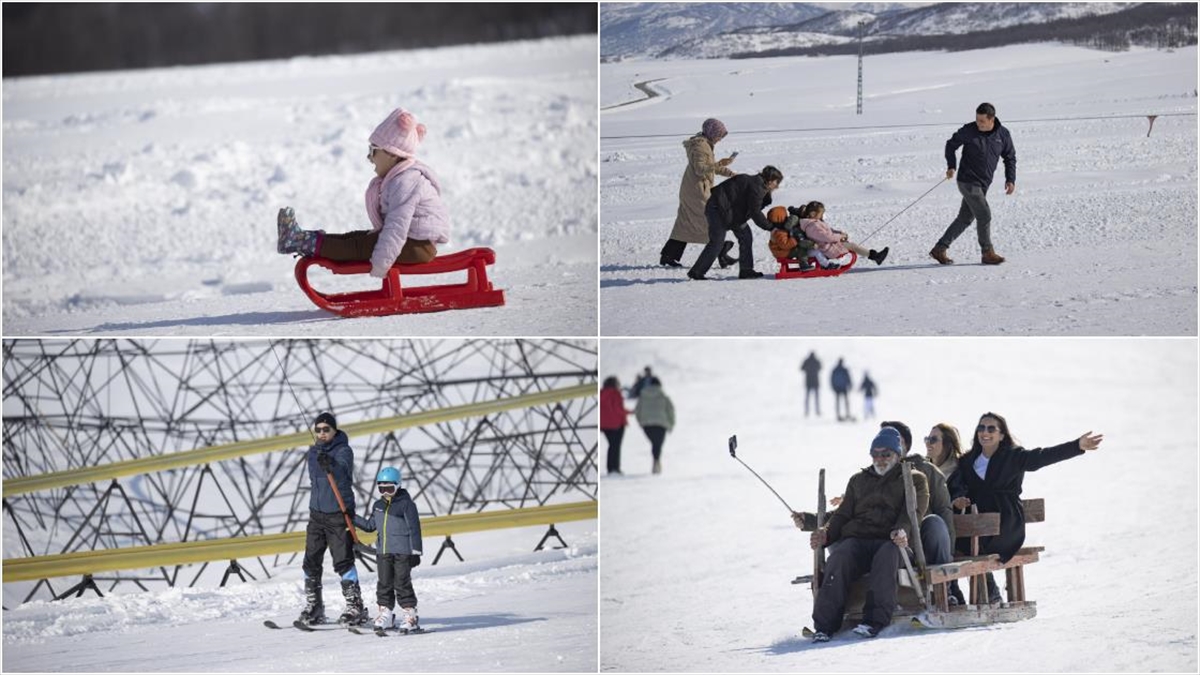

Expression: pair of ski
xmin=264 ymin=619 xmax=430 ymax=636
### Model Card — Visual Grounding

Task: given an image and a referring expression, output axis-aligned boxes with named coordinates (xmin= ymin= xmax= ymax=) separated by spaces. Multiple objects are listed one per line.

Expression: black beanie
xmin=313 ymin=412 xmax=337 ymax=431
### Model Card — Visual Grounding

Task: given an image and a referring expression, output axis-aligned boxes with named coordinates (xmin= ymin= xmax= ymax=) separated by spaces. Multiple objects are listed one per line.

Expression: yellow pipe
xmin=3 ymin=382 xmax=596 ymax=497
xmin=2 ymin=501 xmax=596 ymax=582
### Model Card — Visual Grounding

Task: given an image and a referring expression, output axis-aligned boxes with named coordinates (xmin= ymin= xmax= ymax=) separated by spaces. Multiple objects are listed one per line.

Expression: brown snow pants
xmin=317 ymin=230 xmax=437 ymax=265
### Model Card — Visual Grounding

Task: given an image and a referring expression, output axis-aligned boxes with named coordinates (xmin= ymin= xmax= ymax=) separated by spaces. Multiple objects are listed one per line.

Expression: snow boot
xmin=981 ymin=248 xmax=1006 ymax=265
xmin=929 ymin=244 xmax=953 ymax=265
xmin=277 ymin=207 xmax=319 ymax=256
xmin=686 ymin=271 xmax=708 ymax=281
xmin=659 ymin=256 xmax=683 ymax=268
xmin=297 ymin=577 xmax=326 ymax=625
xmin=809 ymin=630 xmax=831 ymax=643
xmin=852 ymin=623 xmax=880 ymax=638
xmin=738 ymin=269 xmax=764 ymax=279
xmin=398 ymin=606 xmax=420 ymax=633
xmin=867 ymin=247 xmax=889 ymax=265
xmin=717 ymin=241 xmax=736 ymax=269
xmin=373 ymin=605 xmax=395 ymax=630
xmin=949 ymin=579 xmax=966 ymax=606
xmin=985 ymin=572 xmax=1003 ymax=604
xmin=338 ymin=579 xmax=368 ymax=625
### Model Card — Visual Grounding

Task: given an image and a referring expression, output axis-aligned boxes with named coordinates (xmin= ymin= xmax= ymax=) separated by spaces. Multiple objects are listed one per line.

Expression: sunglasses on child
xmin=377 ymin=482 xmax=397 ymax=494
xmin=976 ymin=424 xmax=1000 ymax=433
xmin=314 ymin=425 xmax=333 ymax=433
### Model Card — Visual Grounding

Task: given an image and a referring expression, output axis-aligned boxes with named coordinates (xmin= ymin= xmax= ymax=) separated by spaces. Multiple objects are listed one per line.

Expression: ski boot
xmin=398 ymin=606 xmax=420 ymax=634
xmin=297 ymin=577 xmax=326 ymax=625
xmin=373 ymin=605 xmax=395 ymax=631
xmin=338 ymin=579 xmax=368 ymax=625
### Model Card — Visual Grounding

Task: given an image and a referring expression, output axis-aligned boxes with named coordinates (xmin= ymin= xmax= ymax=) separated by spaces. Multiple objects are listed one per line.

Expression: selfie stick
xmin=728 ymin=435 xmax=794 ymax=513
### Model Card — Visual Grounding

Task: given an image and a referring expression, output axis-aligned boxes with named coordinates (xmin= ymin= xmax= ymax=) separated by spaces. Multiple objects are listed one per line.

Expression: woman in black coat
xmin=950 ymin=411 xmax=1103 ymax=601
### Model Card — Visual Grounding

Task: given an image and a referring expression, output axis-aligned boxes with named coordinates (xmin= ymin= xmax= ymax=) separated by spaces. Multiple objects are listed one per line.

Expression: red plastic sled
xmin=775 ymin=251 xmax=857 ymax=280
xmin=295 ymin=247 xmax=505 ymax=318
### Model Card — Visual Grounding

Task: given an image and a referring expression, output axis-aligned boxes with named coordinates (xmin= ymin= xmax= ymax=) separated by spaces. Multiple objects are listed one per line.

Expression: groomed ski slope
xmin=600 ymin=43 xmax=1197 ymax=336
xmin=599 ymin=338 xmax=1197 ymax=672
xmin=2 ymin=35 xmax=597 ymax=336
xmin=2 ymin=524 xmax=597 ymax=672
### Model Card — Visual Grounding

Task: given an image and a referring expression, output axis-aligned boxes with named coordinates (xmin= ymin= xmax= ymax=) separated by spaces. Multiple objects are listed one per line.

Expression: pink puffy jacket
xmin=366 ymin=161 xmax=451 ymax=277
xmin=798 ymin=218 xmax=850 ymax=259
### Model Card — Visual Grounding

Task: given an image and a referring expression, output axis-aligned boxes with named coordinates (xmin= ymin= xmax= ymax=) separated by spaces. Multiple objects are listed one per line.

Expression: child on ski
xmin=353 ymin=466 xmax=424 ymax=633
xmin=276 ymin=107 xmax=451 ymax=278
xmin=795 ymin=201 xmax=889 ymax=269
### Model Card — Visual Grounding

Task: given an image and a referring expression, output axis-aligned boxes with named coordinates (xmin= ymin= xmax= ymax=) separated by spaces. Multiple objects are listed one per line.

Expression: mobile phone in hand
xmin=729 ymin=151 xmax=739 ymax=159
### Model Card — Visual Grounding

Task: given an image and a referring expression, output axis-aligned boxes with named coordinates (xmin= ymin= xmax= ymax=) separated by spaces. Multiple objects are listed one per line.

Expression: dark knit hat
xmin=313 ymin=412 xmax=337 ymax=431
xmin=870 ymin=427 xmax=903 ymax=455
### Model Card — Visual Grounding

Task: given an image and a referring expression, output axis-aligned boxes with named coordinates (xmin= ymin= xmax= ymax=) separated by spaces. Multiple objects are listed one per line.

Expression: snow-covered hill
xmin=2 ymin=524 xmax=597 ymax=672
xmin=598 ymin=338 xmax=1197 ymax=672
xmin=599 ymin=43 xmax=1197 ymax=336
xmin=2 ymin=35 xmax=597 ymax=336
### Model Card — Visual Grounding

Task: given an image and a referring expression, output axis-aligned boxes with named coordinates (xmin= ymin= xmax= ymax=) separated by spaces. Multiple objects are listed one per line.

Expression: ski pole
xmin=323 ymin=465 xmax=376 ymax=554
xmin=727 ymin=435 xmax=795 ymax=513
xmin=860 ymin=176 xmax=949 ymax=244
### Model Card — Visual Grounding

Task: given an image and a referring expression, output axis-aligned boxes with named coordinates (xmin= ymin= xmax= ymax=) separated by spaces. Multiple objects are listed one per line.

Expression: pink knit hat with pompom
xmin=369 ymin=108 xmax=426 ymax=158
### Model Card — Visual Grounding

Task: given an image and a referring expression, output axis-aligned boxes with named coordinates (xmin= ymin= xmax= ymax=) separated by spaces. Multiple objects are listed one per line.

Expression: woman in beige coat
xmin=660 ymin=118 xmax=737 ymax=267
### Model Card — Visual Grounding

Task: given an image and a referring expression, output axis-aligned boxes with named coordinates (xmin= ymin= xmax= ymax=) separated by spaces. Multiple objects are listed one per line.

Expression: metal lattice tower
xmin=2 ymin=339 xmax=597 ymax=602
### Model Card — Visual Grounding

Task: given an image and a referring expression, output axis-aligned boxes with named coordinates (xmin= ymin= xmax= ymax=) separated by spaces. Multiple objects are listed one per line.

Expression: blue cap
xmin=870 ymin=428 xmax=903 ymax=455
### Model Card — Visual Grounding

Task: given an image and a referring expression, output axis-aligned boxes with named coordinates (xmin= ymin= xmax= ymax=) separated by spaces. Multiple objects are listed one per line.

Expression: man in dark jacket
xmin=687 ymin=165 xmax=783 ymax=280
xmin=830 ymin=358 xmax=852 ymax=421
xmin=800 ymin=351 xmax=821 ymax=417
xmin=806 ymin=428 xmax=929 ymax=641
xmin=299 ymin=411 xmax=368 ymax=626
xmin=930 ymin=102 xmax=1016 ymax=266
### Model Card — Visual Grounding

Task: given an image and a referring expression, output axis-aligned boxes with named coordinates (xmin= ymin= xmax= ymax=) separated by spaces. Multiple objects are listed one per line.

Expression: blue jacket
xmin=307 ymin=430 xmax=355 ymax=515
xmin=353 ymin=489 xmax=423 ymax=556
xmin=945 ymin=118 xmax=1017 ymax=190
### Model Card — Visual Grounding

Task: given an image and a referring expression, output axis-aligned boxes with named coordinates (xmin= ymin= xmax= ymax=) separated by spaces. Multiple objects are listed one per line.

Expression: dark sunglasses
xmin=869 ymin=448 xmax=897 ymax=458
xmin=315 ymin=425 xmax=333 ymax=433
xmin=976 ymin=424 xmax=1000 ymax=433
xmin=923 ymin=436 xmax=941 ymax=444
xmin=377 ymin=482 xmax=397 ymax=494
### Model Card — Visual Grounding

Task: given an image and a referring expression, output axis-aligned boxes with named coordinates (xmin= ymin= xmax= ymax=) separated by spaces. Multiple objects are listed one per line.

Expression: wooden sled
xmin=801 ymin=464 xmax=1044 ymax=632
xmin=775 ymin=252 xmax=857 ymax=280
xmin=295 ymin=247 xmax=505 ymax=318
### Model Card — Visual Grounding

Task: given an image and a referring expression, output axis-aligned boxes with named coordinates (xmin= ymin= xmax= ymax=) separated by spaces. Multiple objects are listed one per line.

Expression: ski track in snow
xmin=598 ymin=338 xmax=1198 ymax=672
xmin=599 ymin=44 xmax=1197 ymax=336
xmin=3 ymin=527 xmax=597 ymax=672
xmin=2 ymin=36 xmax=598 ymax=336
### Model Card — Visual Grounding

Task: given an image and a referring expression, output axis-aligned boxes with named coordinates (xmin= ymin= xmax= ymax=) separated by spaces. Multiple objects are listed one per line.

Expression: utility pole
xmin=856 ymin=19 xmax=865 ymax=115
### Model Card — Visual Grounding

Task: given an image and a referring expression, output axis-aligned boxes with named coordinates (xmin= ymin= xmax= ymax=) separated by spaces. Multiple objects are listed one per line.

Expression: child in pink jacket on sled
xmin=796 ymin=201 xmax=889 ymax=269
xmin=277 ymin=108 xmax=451 ymax=278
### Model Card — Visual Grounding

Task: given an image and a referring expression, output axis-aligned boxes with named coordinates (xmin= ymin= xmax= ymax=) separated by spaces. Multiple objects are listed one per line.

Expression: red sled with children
xmin=767 ymin=203 xmax=888 ymax=280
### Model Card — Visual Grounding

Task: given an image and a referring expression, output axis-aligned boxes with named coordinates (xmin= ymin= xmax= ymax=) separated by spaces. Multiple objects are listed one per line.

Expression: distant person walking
xmin=661 ymin=118 xmax=738 ymax=268
xmin=929 ymin=102 xmax=1016 ymax=266
xmin=634 ymin=377 xmax=675 ymax=475
xmin=859 ymin=372 xmax=877 ymax=420
xmin=687 ymin=166 xmax=783 ymax=280
xmin=600 ymin=376 xmax=629 ymax=475
xmin=800 ymin=352 xmax=822 ymax=417
xmin=830 ymin=358 xmax=852 ymax=422
xmin=628 ymin=366 xmax=654 ymax=399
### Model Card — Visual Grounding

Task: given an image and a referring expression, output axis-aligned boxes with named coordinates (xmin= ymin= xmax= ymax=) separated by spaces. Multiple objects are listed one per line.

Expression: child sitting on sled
xmin=766 ymin=206 xmax=816 ymax=272
xmin=276 ymin=107 xmax=450 ymax=278
xmin=795 ymin=201 xmax=889 ymax=269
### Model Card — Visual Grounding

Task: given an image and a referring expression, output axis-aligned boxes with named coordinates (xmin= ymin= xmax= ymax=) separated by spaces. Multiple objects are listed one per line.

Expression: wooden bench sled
xmin=775 ymin=252 xmax=857 ymax=280
xmin=294 ymin=247 xmax=505 ymax=318
xmin=800 ymin=464 xmax=1045 ymax=630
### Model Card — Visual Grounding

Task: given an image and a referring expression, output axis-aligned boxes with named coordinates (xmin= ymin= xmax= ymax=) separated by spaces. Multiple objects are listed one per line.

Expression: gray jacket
xmin=634 ymin=385 xmax=675 ymax=430
xmin=353 ymin=489 xmax=424 ymax=556
xmin=904 ymin=454 xmax=955 ymax=543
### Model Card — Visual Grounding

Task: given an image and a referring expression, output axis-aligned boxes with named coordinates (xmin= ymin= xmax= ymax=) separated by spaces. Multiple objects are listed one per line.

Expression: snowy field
xmin=599 ymin=338 xmax=1197 ymax=672
xmin=2 ymin=35 xmax=597 ymax=336
xmin=2 ymin=523 xmax=596 ymax=672
xmin=600 ymin=44 xmax=1198 ymax=336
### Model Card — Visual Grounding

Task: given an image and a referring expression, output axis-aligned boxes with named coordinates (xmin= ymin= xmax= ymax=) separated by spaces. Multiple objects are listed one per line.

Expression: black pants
xmin=642 ymin=425 xmax=667 ymax=461
xmin=660 ymin=238 xmax=688 ymax=263
xmin=376 ymin=553 xmax=418 ymax=610
xmin=688 ymin=206 xmax=754 ymax=277
xmin=834 ymin=390 xmax=850 ymax=420
xmin=812 ymin=537 xmax=901 ymax=634
xmin=603 ymin=428 xmax=625 ymax=473
xmin=303 ymin=510 xmax=357 ymax=580
xmin=804 ymin=386 xmax=820 ymax=417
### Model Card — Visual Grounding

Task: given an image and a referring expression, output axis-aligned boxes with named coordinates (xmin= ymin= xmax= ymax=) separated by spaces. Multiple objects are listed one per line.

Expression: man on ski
xmin=806 ymin=428 xmax=928 ymax=641
xmin=298 ymin=412 xmax=368 ymax=626
xmin=929 ymin=102 xmax=1016 ymax=266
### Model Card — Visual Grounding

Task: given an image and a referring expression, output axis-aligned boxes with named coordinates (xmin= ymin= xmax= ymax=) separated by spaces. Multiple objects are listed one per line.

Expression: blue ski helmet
xmin=376 ymin=467 xmax=401 ymax=484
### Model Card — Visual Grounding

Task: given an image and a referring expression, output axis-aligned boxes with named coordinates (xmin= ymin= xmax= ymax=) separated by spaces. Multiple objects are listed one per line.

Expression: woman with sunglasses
xmin=949 ymin=412 xmax=1103 ymax=603
xmin=277 ymin=107 xmax=450 ymax=278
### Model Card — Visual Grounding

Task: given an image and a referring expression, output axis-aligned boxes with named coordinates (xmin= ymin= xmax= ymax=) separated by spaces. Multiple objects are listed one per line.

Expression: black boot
xmin=738 ymin=269 xmax=764 ymax=279
xmin=717 ymin=241 xmax=737 ymax=269
xmin=985 ymin=572 xmax=1003 ymax=604
xmin=949 ymin=579 xmax=966 ymax=606
xmin=338 ymin=579 xmax=368 ymax=625
xmin=659 ymin=256 xmax=682 ymax=268
xmin=297 ymin=577 xmax=325 ymax=625
xmin=867 ymin=247 xmax=889 ymax=265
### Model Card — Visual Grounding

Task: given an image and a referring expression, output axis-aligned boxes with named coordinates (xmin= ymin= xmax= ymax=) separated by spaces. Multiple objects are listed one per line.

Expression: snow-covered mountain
xmin=603 ymin=2 xmax=1150 ymax=60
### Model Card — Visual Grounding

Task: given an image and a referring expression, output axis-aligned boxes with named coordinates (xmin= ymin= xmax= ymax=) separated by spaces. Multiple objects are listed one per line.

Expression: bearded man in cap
xmin=804 ymin=427 xmax=929 ymax=641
